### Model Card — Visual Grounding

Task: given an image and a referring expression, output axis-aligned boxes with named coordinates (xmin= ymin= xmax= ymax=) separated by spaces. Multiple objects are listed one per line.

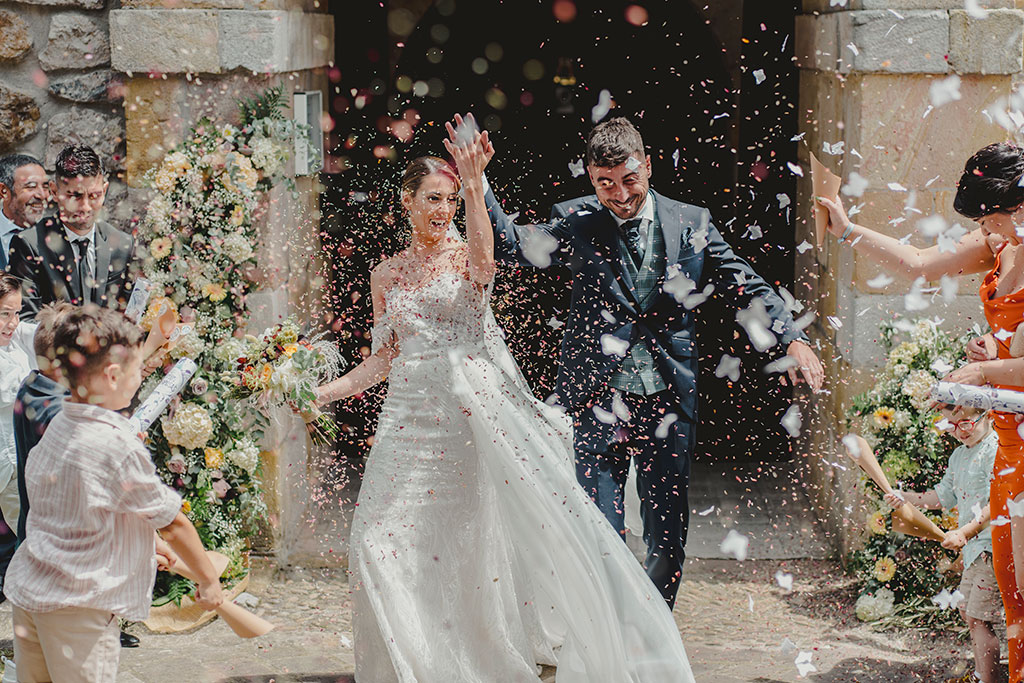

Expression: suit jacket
xmin=485 ymin=188 xmax=807 ymax=418
xmin=7 ymin=217 xmax=135 ymax=321
xmin=12 ymin=370 xmax=66 ymax=542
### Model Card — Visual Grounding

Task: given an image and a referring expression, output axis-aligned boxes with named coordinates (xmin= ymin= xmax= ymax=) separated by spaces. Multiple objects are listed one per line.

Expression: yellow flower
xmin=282 ymin=343 xmax=298 ymax=358
xmin=181 ymin=499 xmax=192 ymax=514
xmin=940 ymin=510 xmax=959 ymax=531
xmin=149 ymin=236 xmax=173 ymax=259
xmin=204 ymin=447 xmax=224 ymax=469
xmin=872 ymin=407 xmax=896 ymax=429
xmin=873 ymin=556 xmax=896 ymax=582
xmin=867 ymin=511 xmax=887 ymax=536
xmin=202 ymin=282 xmax=227 ymax=302
xmin=259 ymin=363 xmax=273 ymax=388
xmin=153 ymin=167 xmax=176 ymax=194
xmin=140 ymin=297 xmax=178 ymax=332
xmin=230 ymin=205 xmax=245 ymax=226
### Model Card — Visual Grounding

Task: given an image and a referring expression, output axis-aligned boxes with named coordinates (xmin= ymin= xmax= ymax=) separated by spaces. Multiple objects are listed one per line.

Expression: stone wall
xmin=795 ymin=0 xmax=1023 ymax=556
xmin=0 ymin=0 xmax=130 ymax=219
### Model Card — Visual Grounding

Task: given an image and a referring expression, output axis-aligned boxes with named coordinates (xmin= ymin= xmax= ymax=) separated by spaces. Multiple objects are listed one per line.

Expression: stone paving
xmin=0 ymin=557 xmax=972 ymax=682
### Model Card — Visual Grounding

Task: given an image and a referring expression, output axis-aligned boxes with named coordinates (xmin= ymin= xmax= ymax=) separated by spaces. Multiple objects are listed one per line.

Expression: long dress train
xmin=348 ymin=270 xmax=694 ymax=682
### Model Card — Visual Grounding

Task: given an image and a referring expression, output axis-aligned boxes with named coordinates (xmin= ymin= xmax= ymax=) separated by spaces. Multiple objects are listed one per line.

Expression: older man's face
xmin=1 ymin=164 xmax=49 ymax=228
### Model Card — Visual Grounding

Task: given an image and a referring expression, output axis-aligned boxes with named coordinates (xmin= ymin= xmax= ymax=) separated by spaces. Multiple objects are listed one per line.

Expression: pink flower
xmin=166 ymin=453 xmax=187 ymax=474
xmin=212 ymin=479 xmax=231 ymax=499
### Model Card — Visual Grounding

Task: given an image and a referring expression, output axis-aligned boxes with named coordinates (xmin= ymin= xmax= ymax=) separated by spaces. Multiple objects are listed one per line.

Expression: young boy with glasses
xmin=884 ymin=406 xmax=1000 ymax=683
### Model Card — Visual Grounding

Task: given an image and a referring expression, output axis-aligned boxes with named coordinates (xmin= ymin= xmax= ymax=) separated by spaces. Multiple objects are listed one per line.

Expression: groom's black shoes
xmin=120 ymin=631 xmax=139 ymax=648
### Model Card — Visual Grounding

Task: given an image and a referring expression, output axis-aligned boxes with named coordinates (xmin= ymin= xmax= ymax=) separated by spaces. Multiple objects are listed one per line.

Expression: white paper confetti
xmin=822 ymin=140 xmax=844 ymax=156
xmin=753 ymin=69 xmax=766 ymax=85
xmin=599 ymin=334 xmax=629 ymax=358
xmin=917 ymin=214 xmax=947 ymax=237
xmin=904 ymin=277 xmax=929 ymax=312
xmin=592 ymin=405 xmax=617 ymax=425
xmin=715 ymin=355 xmax=741 ymax=382
xmin=720 ymin=529 xmax=749 ymax=561
xmin=600 ymin=309 xmax=617 ymax=324
xmin=796 ymin=240 xmax=813 ymax=254
xmin=1008 ymin=496 xmax=1024 ymax=518
xmin=654 ymin=413 xmax=678 ymax=439
xmin=930 ymin=358 xmax=954 ymax=375
xmin=841 ymin=434 xmax=863 ymax=459
xmin=786 ymin=161 xmax=804 ymax=177
xmin=520 ymin=226 xmax=560 ymax=268
xmin=932 ymin=588 xmax=966 ymax=610
xmin=736 ymin=300 xmax=778 ymax=352
xmin=929 ymin=74 xmax=962 ymax=108
xmin=672 ymin=148 xmax=680 ymax=168
xmin=697 ymin=505 xmax=715 ymax=517
xmin=568 ymin=158 xmax=585 ymax=178
xmin=625 ymin=155 xmax=642 ymax=171
xmin=781 ymin=404 xmax=802 ymax=437
xmin=965 ymin=0 xmax=989 ymax=19
xmin=591 ymin=89 xmax=613 ymax=123
xmin=842 ymin=172 xmax=869 ymax=197
xmin=888 ymin=182 xmax=908 ymax=192
xmin=611 ymin=392 xmax=632 ymax=422
xmin=744 ymin=223 xmax=763 ymax=240
xmin=795 ymin=651 xmax=817 ymax=677
xmin=777 ymin=193 xmax=791 ymax=209
xmin=940 ymin=275 xmax=958 ymax=302
xmin=867 ymin=274 xmax=894 ymax=289
xmin=775 ymin=570 xmax=794 ymax=592
xmin=547 ymin=316 xmax=564 ymax=330
xmin=995 ymin=328 xmax=1013 ymax=341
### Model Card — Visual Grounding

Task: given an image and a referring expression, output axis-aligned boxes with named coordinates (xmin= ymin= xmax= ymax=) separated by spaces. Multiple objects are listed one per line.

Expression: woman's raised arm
xmin=817 ymin=195 xmax=995 ymax=281
xmin=444 ymin=129 xmax=495 ymax=285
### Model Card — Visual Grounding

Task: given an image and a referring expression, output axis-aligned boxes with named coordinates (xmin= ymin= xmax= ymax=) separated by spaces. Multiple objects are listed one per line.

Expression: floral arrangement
xmin=847 ymin=317 xmax=972 ymax=631
xmin=224 ymin=319 xmax=343 ymax=446
xmin=138 ymin=87 xmax=317 ymax=604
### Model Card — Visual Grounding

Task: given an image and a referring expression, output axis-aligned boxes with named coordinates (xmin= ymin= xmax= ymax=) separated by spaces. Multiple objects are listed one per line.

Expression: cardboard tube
xmin=810 ymin=152 xmax=842 ymax=248
xmin=167 ymin=551 xmax=274 ymax=639
xmin=843 ymin=434 xmax=946 ymax=543
xmin=842 ymin=434 xmax=894 ymax=495
xmin=142 ymin=306 xmax=179 ymax=360
xmin=891 ymin=504 xmax=947 ymax=542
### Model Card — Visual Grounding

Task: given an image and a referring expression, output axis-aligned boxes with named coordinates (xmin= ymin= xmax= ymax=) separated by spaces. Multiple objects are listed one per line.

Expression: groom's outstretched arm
xmin=483 ymin=182 xmax=573 ymax=269
xmin=700 ymin=213 xmax=808 ymax=348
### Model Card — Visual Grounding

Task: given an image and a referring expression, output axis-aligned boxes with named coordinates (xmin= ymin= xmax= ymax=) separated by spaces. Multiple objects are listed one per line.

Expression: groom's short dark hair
xmin=586 ymin=117 xmax=645 ymax=168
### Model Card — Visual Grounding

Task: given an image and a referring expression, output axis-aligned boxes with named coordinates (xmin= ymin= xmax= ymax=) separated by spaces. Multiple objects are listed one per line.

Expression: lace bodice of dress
xmin=373 ymin=270 xmax=488 ymax=358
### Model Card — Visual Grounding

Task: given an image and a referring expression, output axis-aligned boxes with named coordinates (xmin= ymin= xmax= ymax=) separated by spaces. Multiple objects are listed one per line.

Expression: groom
xmin=472 ymin=117 xmax=824 ymax=607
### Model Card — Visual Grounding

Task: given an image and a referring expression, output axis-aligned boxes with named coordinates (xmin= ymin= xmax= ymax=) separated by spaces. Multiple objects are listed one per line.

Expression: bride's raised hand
xmin=443 ymin=131 xmax=490 ymax=184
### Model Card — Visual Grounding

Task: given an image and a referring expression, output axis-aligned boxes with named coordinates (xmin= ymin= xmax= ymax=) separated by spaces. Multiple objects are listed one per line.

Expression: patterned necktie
xmin=621 ymin=217 xmax=644 ymax=265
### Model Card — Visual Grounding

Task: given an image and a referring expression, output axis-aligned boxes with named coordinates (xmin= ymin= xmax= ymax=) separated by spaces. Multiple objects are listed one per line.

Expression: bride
xmin=315 ymin=126 xmax=694 ymax=683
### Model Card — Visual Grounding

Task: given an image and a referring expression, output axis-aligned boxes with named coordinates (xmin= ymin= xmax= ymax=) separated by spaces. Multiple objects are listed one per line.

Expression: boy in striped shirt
xmin=5 ymin=305 xmax=223 ymax=682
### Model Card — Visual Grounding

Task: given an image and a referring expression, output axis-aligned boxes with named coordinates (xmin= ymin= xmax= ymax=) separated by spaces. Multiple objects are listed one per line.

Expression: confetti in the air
xmin=720 ymin=529 xmax=749 ymax=561
xmin=715 ymin=355 xmax=741 ymax=382
xmin=568 ymin=158 xmax=585 ymax=177
xmin=781 ymin=404 xmax=802 ymax=437
xmin=753 ymin=69 xmax=766 ymax=85
xmin=520 ymin=226 xmax=560 ymax=268
xmin=591 ymin=89 xmax=613 ymax=123
xmin=929 ymin=74 xmax=962 ymax=107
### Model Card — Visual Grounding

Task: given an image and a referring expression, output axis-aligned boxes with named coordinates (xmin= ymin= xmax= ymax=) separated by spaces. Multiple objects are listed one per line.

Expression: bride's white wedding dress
xmin=348 ymin=267 xmax=694 ymax=683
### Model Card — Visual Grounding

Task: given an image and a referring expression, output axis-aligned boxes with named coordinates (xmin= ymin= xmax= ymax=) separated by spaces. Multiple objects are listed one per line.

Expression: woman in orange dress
xmin=818 ymin=142 xmax=1024 ymax=682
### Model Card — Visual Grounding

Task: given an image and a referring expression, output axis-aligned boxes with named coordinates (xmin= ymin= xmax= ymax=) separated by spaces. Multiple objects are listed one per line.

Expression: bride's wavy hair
xmin=954 ymin=142 xmax=1024 ymax=218
xmin=401 ymin=156 xmax=461 ymax=201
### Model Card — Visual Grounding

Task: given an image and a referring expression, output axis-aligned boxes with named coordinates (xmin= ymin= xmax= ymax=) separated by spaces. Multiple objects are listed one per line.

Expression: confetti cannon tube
xmin=130 ymin=358 xmax=198 ymax=433
xmin=166 ymin=551 xmax=275 ymax=638
xmin=843 ymin=434 xmax=945 ymax=542
xmin=932 ymin=381 xmax=1024 ymax=414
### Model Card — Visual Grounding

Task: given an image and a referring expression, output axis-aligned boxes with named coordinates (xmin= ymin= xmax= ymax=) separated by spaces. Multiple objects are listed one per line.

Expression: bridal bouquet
xmin=224 ymin=319 xmax=343 ymax=446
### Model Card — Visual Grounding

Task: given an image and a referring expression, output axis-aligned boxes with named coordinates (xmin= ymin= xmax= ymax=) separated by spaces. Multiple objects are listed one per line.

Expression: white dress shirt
xmin=6 ymin=402 xmax=182 ymax=621
xmin=0 ymin=322 xmax=37 ymax=467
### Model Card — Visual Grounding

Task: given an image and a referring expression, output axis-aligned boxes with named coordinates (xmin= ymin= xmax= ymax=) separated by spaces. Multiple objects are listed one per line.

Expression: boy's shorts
xmin=960 ymin=552 xmax=1003 ymax=623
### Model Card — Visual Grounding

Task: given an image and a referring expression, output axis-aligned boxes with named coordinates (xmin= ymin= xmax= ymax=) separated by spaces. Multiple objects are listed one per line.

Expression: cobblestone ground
xmin=0 ymin=558 xmax=972 ymax=682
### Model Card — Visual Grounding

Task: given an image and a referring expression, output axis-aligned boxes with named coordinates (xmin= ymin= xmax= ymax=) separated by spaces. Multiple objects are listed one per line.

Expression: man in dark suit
xmin=473 ymin=117 xmax=824 ymax=606
xmin=8 ymin=145 xmax=134 ymax=321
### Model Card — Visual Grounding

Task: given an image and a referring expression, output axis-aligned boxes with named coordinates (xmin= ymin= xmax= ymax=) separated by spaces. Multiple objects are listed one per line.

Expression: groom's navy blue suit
xmin=485 ymin=187 xmax=807 ymax=606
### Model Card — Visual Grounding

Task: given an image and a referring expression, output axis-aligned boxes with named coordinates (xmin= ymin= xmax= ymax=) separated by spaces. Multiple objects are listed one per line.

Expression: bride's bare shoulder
xmin=371 ymin=255 xmax=403 ymax=291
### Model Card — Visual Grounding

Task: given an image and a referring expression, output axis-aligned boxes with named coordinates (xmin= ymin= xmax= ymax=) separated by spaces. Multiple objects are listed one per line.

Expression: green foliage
xmin=238 ymin=85 xmax=286 ymax=127
xmin=848 ymin=317 xmax=974 ymax=629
